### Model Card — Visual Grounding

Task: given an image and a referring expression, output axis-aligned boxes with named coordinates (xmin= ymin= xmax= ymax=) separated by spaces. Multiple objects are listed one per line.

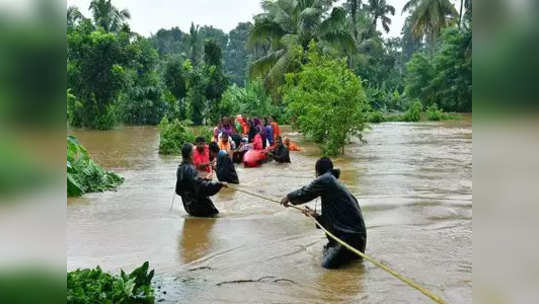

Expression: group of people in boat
xmin=212 ymin=115 xmax=301 ymax=168
xmin=175 ymin=115 xmax=366 ymax=269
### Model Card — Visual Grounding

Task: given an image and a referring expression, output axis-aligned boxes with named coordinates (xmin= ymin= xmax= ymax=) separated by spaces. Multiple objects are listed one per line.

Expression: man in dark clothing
xmin=280 ymin=157 xmax=366 ymax=269
xmin=176 ymin=143 xmax=227 ymax=217
xmin=269 ymin=137 xmax=290 ymax=163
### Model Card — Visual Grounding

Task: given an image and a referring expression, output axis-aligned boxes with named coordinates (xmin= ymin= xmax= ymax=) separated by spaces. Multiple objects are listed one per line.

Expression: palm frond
xmin=249 ymin=50 xmax=285 ymax=78
xmin=402 ymin=0 xmax=420 ymax=14
xmin=319 ymin=7 xmax=347 ymax=36
xmin=248 ymin=18 xmax=286 ymax=48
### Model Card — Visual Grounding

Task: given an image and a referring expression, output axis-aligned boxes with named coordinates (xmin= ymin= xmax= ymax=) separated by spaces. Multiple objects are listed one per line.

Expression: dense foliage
xmin=283 ymin=43 xmax=369 ymax=156
xmin=67 ymin=135 xmax=123 ymax=197
xmin=404 ymin=27 xmax=471 ymax=112
xmin=67 ymin=261 xmax=155 ymax=304
xmin=220 ymin=80 xmax=282 ymax=120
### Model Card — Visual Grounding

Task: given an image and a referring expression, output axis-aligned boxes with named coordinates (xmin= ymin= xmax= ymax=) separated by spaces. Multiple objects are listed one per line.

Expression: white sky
xmin=66 ymin=0 xmax=459 ymax=38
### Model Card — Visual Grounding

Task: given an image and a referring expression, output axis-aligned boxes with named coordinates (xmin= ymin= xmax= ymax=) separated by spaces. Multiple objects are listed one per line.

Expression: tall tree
xmin=188 ymin=23 xmax=202 ymax=66
xmin=402 ymin=0 xmax=458 ymax=41
xmin=248 ymin=0 xmax=355 ymax=98
xmin=88 ymin=0 xmax=131 ymax=33
xmin=366 ymin=0 xmax=395 ymax=33
xmin=225 ymin=22 xmax=253 ymax=86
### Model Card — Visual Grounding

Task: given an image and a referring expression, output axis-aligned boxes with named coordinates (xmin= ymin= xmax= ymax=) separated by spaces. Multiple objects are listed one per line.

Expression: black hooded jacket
xmin=176 ymin=162 xmax=223 ymax=217
xmin=271 ymin=143 xmax=290 ymax=163
xmin=287 ymin=171 xmax=366 ymax=240
xmin=216 ymin=151 xmax=239 ymax=184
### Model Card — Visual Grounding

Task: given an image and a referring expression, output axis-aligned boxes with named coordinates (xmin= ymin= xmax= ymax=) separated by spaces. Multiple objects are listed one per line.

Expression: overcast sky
xmin=66 ymin=0 xmax=458 ymax=38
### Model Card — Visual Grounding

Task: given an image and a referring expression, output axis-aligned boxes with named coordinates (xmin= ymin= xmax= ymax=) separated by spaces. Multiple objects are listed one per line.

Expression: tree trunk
xmin=458 ymin=0 xmax=464 ymax=29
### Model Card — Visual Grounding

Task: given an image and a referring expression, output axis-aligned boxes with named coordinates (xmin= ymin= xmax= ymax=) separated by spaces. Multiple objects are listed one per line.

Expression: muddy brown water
xmin=67 ymin=118 xmax=472 ymax=303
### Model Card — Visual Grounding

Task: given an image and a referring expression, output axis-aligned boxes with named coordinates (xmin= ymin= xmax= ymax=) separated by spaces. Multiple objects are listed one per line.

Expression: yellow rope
xmin=227 ymin=184 xmax=446 ymax=304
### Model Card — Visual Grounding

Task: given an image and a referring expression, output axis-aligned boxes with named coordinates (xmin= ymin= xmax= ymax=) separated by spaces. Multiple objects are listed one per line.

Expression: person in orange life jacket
xmin=218 ymin=133 xmax=234 ymax=157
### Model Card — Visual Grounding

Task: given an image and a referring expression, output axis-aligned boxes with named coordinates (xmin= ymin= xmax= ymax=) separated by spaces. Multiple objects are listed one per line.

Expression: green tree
xmin=88 ymin=0 xmax=131 ymax=33
xmin=283 ymin=42 xmax=369 ymax=156
xmin=402 ymin=0 xmax=458 ymax=42
xmin=118 ymin=36 xmax=166 ymax=125
xmin=163 ymin=55 xmax=188 ymax=119
xmin=366 ymin=0 xmax=395 ymax=33
xmin=68 ymin=28 xmax=129 ymax=129
xmin=203 ymin=40 xmax=229 ymax=123
xmin=225 ymin=22 xmax=253 ymax=86
xmin=188 ymin=23 xmax=203 ymax=66
xmin=248 ymin=0 xmax=355 ymax=98
xmin=404 ymin=27 xmax=471 ymax=112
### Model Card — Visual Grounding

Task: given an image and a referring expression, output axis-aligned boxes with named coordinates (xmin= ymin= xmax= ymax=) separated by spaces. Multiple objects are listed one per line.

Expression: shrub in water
xmin=402 ymin=100 xmax=423 ymax=122
xmin=367 ymin=111 xmax=385 ymax=123
xmin=158 ymin=117 xmax=192 ymax=154
xmin=426 ymin=103 xmax=448 ymax=121
xmin=67 ymin=136 xmax=124 ymax=197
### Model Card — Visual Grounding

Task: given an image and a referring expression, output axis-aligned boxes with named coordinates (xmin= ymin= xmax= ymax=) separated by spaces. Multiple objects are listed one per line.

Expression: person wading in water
xmin=280 ymin=157 xmax=367 ymax=268
xmin=176 ymin=143 xmax=227 ymax=217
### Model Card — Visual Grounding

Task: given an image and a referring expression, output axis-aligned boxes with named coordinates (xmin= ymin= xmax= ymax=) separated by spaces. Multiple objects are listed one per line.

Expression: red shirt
xmin=193 ymin=145 xmax=211 ymax=172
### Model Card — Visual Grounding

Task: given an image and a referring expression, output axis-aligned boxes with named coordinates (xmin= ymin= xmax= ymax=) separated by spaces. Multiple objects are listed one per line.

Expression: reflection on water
xmin=179 ymin=217 xmax=216 ymax=263
xmin=68 ymin=118 xmax=472 ymax=303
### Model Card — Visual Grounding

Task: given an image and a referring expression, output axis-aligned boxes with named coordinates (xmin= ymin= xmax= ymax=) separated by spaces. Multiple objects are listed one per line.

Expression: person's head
xmin=182 ymin=142 xmax=194 ymax=163
xmin=209 ymin=141 xmax=220 ymax=159
xmin=283 ymin=137 xmax=290 ymax=145
xmin=315 ymin=157 xmax=340 ymax=178
xmin=195 ymin=136 xmax=206 ymax=152
xmin=264 ymin=117 xmax=269 ymax=126
xmin=221 ymin=133 xmax=229 ymax=143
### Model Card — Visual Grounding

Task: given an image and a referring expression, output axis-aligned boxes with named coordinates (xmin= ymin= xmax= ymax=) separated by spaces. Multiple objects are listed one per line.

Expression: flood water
xmin=67 ymin=118 xmax=472 ymax=303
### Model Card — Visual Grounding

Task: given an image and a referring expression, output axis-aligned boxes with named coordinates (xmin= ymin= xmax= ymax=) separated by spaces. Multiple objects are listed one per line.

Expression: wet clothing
xmin=193 ymin=145 xmax=211 ymax=173
xmin=287 ymin=171 xmax=366 ymax=268
xmin=271 ymin=143 xmax=290 ymax=163
xmin=175 ymin=162 xmax=223 ymax=217
xmin=216 ymin=150 xmax=239 ymax=184
xmin=265 ymin=124 xmax=274 ymax=146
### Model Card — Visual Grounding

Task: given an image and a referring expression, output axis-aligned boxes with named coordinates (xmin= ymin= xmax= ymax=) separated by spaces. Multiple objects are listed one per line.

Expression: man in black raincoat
xmin=280 ymin=157 xmax=366 ymax=269
xmin=176 ymin=143 xmax=227 ymax=217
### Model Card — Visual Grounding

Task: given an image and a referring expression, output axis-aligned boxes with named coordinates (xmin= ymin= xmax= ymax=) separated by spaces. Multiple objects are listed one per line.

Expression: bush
xmin=67 ymin=136 xmax=124 ymax=197
xmin=67 ymin=262 xmax=155 ymax=304
xmin=367 ymin=111 xmax=385 ymax=123
xmin=158 ymin=117 xmax=193 ymax=155
xmin=426 ymin=103 xmax=444 ymax=121
xmin=283 ymin=42 xmax=369 ymax=156
xmin=402 ymin=100 xmax=423 ymax=122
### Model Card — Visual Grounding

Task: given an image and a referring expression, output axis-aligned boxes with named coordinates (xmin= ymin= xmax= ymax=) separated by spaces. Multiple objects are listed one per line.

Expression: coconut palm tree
xmin=248 ymin=0 xmax=355 ymax=97
xmin=67 ymin=6 xmax=84 ymax=29
xmin=366 ymin=0 xmax=395 ymax=33
xmin=402 ymin=0 xmax=458 ymax=41
xmin=89 ymin=0 xmax=131 ymax=33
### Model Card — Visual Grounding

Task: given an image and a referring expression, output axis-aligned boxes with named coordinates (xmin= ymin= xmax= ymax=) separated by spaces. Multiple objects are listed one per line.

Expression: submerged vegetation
xmin=283 ymin=42 xmax=368 ymax=156
xmin=67 ymin=262 xmax=155 ymax=304
xmin=67 ymin=135 xmax=124 ymax=197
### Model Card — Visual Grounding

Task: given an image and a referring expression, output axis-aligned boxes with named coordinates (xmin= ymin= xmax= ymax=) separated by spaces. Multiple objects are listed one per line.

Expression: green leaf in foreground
xmin=67 ymin=262 xmax=155 ymax=304
xmin=67 ymin=135 xmax=124 ymax=197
